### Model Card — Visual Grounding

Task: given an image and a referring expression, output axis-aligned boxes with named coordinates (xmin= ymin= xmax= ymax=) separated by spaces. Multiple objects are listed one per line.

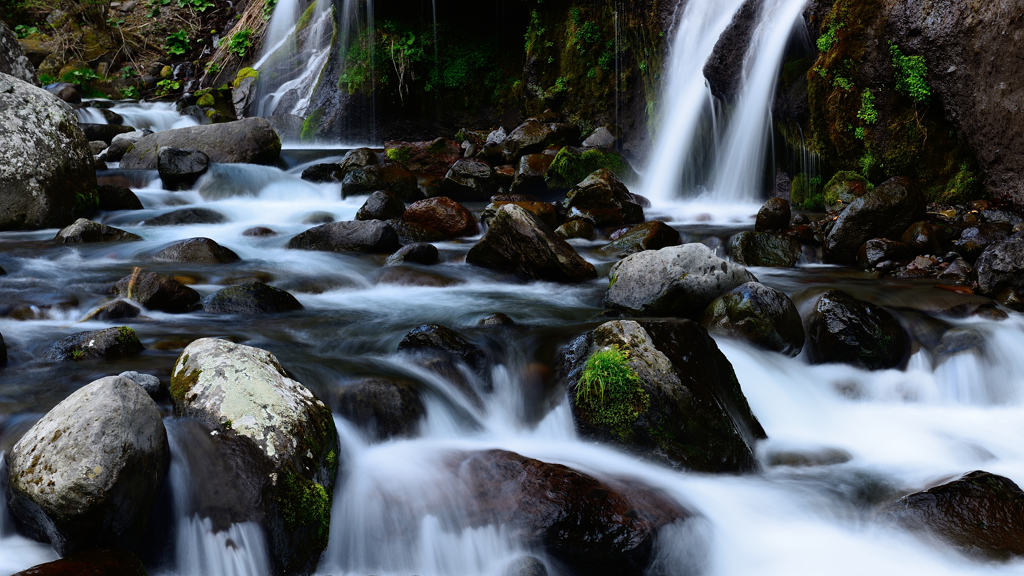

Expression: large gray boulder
xmin=466 ymin=204 xmax=597 ymax=283
xmin=0 ymin=22 xmax=38 ymax=85
xmin=605 ymin=243 xmax=757 ymax=318
xmin=4 ymin=376 xmax=169 ymax=555
xmin=824 ymin=177 xmax=925 ymax=264
xmin=558 ymin=319 xmax=766 ymax=473
xmin=119 ymin=118 xmax=281 ymax=170
xmin=975 ymin=236 xmax=1024 ymax=296
xmin=170 ymin=339 xmax=339 ymax=576
xmin=0 ymin=73 xmax=97 ymax=231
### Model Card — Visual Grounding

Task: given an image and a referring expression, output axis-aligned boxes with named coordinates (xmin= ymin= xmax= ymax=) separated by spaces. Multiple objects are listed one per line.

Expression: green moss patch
xmin=575 ymin=345 xmax=649 ymax=441
xmin=231 ymin=67 xmax=259 ymax=88
xmin=300 ymin=108 xmax=324 ymax=143
xmin=549 ymin=147 xmax=628 ymax=187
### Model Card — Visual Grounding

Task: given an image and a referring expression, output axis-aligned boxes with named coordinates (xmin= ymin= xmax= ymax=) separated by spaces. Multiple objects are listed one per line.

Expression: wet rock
xmin=954 ymin=223 xmax=1012 ymax=263
xmin=402 ymin=197 xmax=478 ymax=238
xmin=398 ymin=324 xmax=488 ymax=377
xmin=119 ymin=117 xmax=281 ymax=169
xmin=342 ymin=163 xmax=420 ymax=202
xmin=119 ymin=370 xmax=163 ymax=398
xmin=302 ymin=211 xmax=335 ymax=225
xmin=383 ymin=138 xmax=461 ymax=178
xmin=143 ymin=207 xmax=227 ymax=226
xmin=202 ymin=281 xmax=303 ymax=314
xmin=883 ymin=471 xmax=1024 ymax=560
xmin=933 ymin=328 xmax=985 ymax=366
xmin=89 ymin=140 xmax=108 ymax=155
xmin=97 ymin=184 xmax=144 ymax=211
xmin=441 ymin=158 xmax=498 ymax=201
xmin=452 ymin=449 xmax=695 ymax=576
xmin=824 ymin=177 xmax=925 ymax=264
xmin=0 ymin=73 xmax=97 ymax=231
xmin=806 ymin=290 xmax=908 ymax=370
xmin=4 ymin=376 xmax=168 ymax=555
xmin=822 ymin=171 xmax=869 ymax=212
xmin=54 ymin=218 xmax=141 ymax=243
xmin=981 ymin=210 xmax=1023 ymax=227
xmin=702 ymin=0 xmax=758 ymax=101
xmin=581 ymin=126 xmax=618 ymax=149
xmin=243 ymin=226 xmax=277 ymax=237
xmin=10 ymin=548 xmax=148 ymax=576
xmin=153 ymin=237 xmax=241 ymax=264
xmin=996 ymin=288 xmax=1024 ymax=312
xmin=386 ymin=243 xmax=439 ymax=266
xmin=0 ymin=332 xmax=6 ymax=366
xmin=600 ymin=221 xmax=681 ymax=257
xmin=338 ymin=147 xmax=378 ymax=175
xmin=44 ymin=326 xmax=144 ymax=361
xmin=936 ymin=258 xmax=973 ymax=284
xmin=0 ymin=22 xmax=39 ymax=85
xmin=157 ymin=147 xmax=209 ymax=190
xmin=555 ymin=220 xmax=597 ymax=240
xmin=482 ymin=201 xmax=558 ymax=230
xmin=510 ymin=152 xmax=556 ymax=195
xmin=728 ymin=231 xmax=803 ymax=268
xmin=900 ymin=221 xmax=948 ymax=255
xmin=701 ymin=282 xmax=805 ymax=356
xmin=975 ymin=236 xmax=1024 ymax=296
xmin=388 ymin=220 xmax=450 ymax=244
xmin=503 ymin=120 xmax=581 ymax=159
xmin=355 ymin=190 xmax=406 ymax=221
xmin=333 ymin=378 xmax=425 ymax=441
xmin=479 ymin=312 xmax=514 ymax=326
xmin=100 ymin=300 xmax=141 ymax=321
xmin=755 ymin=198 xmax=791 ymax=232
xmin=170 ymin=339 xmax=338 ymax=575
xmin=467 ymin=204 xmax=597 ymax=283
xmin=287 ymin=220 xmax=401 ymax=253
xmin=563 ymin=169 xmax=644 ymax=227
xmin=81 ymin=123 xmax=135 ymax=144
xmin=605 ymin=243 xmax=757 ymax=319
xmin=559 ymin=319 xmax=766 ymax=472
xmin=104 ymin=130 xmax=149 ymax=162
xmin=300 ymin=163 xmax=345 ymax=183
xmin=376 ymin=267 xmax=455 ymax=287
xmin=857 ymin=238 xmax=913 ymax=269
xmin=765 ymin=447 xmax=852 ymax=468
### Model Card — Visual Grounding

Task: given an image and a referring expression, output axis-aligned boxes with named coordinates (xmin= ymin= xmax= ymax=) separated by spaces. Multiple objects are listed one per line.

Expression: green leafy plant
xmin=155 ymin=79 xmax=181 ymax=96
xmin=119 ymin=86 xmax=140 ymax=99
xmin=13 ymin=24 xmax=38 ymax=38
xmin=890 ymin=43 xmax=931 ymax=104
xmin=574 ymin=345 xmax=649 ymax=440
xmin=228 ymin=28 xmax=252 ymax=58
xmin=120 ymin=65 xmax=137 ymax=78
xmin=857 ymin=88 xmax=878 ymax=124
xmin=263 ymin=0 xmax=278 ymax=20
xmin=164 ymin=29 xmax=190 ymax=56
xmin=38 ymin=73 xmax=57 ymax=85
xmin=59 ymin=68 xmax=100 ymax=85
xmin=205 ymin=61 xmax=220 ymax=74
xmin=177 ymin=0 xmax=214 ymax=11
xmin=816 ymin=22 xmax=844 ymax=52
xmin=549 ymin=148 xmax=627 ymax=187
xmin=574 ymin=20 xmax=601 ymax=54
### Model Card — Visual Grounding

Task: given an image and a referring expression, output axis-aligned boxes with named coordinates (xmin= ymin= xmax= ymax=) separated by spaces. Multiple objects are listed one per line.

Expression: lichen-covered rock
xmin=605 ymin=244 xmax=757 ymax=319
xmin=558 ymin=319 xmax=766 ymax=473
xmin=153 ymin=237 xmax=240 ymax=264
xmin=728 ymin=231 xmax=803 ymax=268
xmin=44 ymin=326 xmax=144 ymax=361
xmin=452 ymin=449 xmax=697 ymax=575
xmin=170 ymin=339 xmax=339 ymax=576
xmin=0 ymin=73 xmax=97 ymax=231
xmin=0 ymin=23 xmax=38 ymax=85
xmin=119 ymin=118 xmax=281 ymax=170
xmin=401 ymin=197 xmax=478 ymax=238
xmin=824 ymin=177 xmax=925 ymax=264
xmin=562 ymin=169 xmax=643 ymax=227
xmin=54 ymin=218 xmax=141 ymax=243
xmin=600 ymin=221 xmax=681 ymax=257
xmin=975 ymin=236 xmax=1024 ymax=296
xmin=333 ymin=377 xmax=425 ymax=441
xmin=883 ymin=471 xmax=1024 ymax=560
xmin=466 ymin=204 xmax=597 ymax=283
xmin=288 ymin=220 xmax=401 ymax=253
xmin=806 ymin=290 xmax=908 ymax=370
xmin=4 ymin=376 xmax=168 ymax=555
xmin=202 ymin=281 xmax=303 ymax=314
xmin=701 ymin=282 xmax=805 ymax=356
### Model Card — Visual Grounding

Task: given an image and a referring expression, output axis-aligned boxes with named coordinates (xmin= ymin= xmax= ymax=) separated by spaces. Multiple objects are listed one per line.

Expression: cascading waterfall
xmin=642 ymin=0 xmax=808 ymax=206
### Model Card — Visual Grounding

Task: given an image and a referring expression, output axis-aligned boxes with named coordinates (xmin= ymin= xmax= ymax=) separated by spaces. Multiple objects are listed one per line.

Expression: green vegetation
xmin=549 ymin=147 xmax=627 ymax=186
xmin=385 ymin=147 xmax=411 ymax=165
xmin=155 ymin=79 xmax=181 ymax=96
xmin=790 ymin=174 xmax=824 ymax=211
xmin=59 ymin=68 xmax=99 ymax=85
xmin=119 ymin=86 xmax=140 ymax=99
xmin=277 ymin=466 xmax=331 ymax=569
xmin=816 ymin=22 xmax=844 ymax=52
xmin=70 ymin=349 xmax=86 ymax=361
xmin=232 ymin=67 xmax=259 ymax=87
xmin=164 ymin=29 xmax=190 ymax=56
xmin=262 ymin=0 xmax=277 ymax=20
xmin=177 ymin=0 xmax=214 ymax=11
xmin=300 ymin=108 xmax=324 ymax=142
xmin=196 ymin=93 xmax=215 ymax=106
xmin=229 ymin=28 xmax=252 ymax=58
xmin=38 ymin=73 xmax=57 ymax=85
xmin=116 ymin=326 xmax=137 ymax=344
xmin=890 ymin=43 xmax=931 ymax=104
xmin=574 ymin=345 xmax=649 ymax=441
xmin=13 ymin=24 xmax=38 ymax=38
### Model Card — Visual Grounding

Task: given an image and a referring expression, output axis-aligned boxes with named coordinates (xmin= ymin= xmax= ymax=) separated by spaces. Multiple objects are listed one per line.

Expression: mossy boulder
xmin=559 ymin=319 xmax=766 ymax=473
xmin=0 ymin=73 xmax=97 ymax=231
xmin=170 ymin=339 xmax=339 ymax=576
xmin=728 ymin=231 xmax=803 ymax=268
xmin=43 ymin=327 xmax=144 ymax=361
xmin=383 ymin=138 xmax=461 ymax=178
xmin=822 ymin=171 xmax=869 ymax=212
xmin=806 ymin=290 xmax=908 ymax=370
xmin=547 ymin=147 xmax=637 ymax=189
xmin=701 ymin=282 xmax=805 ymax=356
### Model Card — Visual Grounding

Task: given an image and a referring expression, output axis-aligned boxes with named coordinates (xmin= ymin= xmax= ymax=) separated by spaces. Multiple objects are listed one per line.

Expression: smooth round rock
xmin=701 ymin=282 xmax=805 ymax=356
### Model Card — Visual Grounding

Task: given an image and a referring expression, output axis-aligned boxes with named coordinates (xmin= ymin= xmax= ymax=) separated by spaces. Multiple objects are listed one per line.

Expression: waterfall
xmin=642 ymin=0 xmax=809 ymax=205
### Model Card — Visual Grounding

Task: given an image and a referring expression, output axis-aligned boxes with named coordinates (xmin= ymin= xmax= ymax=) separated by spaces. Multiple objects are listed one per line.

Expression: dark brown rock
xmin=153 ymin=237 xmax=241 ymax=264
xmin=563 ymin=169 xmax=644 ymax=227
xmin=755 ymin=197 xmax=791 ymax=232
xmin=402 ymin=197 xmax=478 ymax=238
xmin=287 ymin=220 xmax=401 ymax=254
xmin=11 ymin=549 xmax=147 ymax=576
xmin=112 ymin=271 xmax=200 ymax=313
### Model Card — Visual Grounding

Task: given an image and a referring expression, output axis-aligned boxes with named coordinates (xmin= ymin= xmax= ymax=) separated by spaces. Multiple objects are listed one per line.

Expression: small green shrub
xmin=177 ymin=0 xmax=214 ymax=11
xmin=119 ymin=86 xmax=140 ymax=99
xmin=229 ymin=28 xmax=252 ymax=58
xmin=549 ymin=148 xmax=627 ymax=187
xmin=816 ymin=22 xmax=844 ymax=52
xmin=890 ymin=43 xmax=931 ymax=104
xmin=385 ymin=147 xmax=411 ymax=165
xmin=857 ymin=88 xmax=878 ymax=124
xmin=155 ymin=79 xmax=181 ymax=96
xmin=38 ymin=73 xmax=57 ymax=85
xmin=120 ymin=65 xmax=137 ymax=79
xmin=59 ymin=68 xmax=99 ymax=85
xmin=575 ymin=345 xmax=649 ymax=440
xmin=14 ymin=24 xmax=38 ymax=38
xmin=165 ymin=30 xmax=190 ymax=56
